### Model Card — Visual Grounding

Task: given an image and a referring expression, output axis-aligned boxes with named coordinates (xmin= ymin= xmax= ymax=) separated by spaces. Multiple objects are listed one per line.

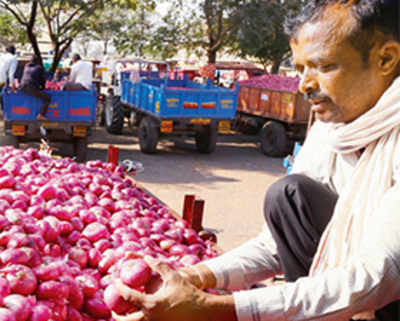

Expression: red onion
xmin=3 ymin=265 xmax=37 ymax=295
xmin=103 ymin=284 xmax=133 ymax=314
xmin=120 ymin=259 xmax=152 ymax=288
xmin=84 ymin=294 xmax=110 ymax=319
xmin=37 ymin=281 xmax=69 ymax=300
xmin=30 ymin=303 xmax=51 ymax=321
xmin=0 ymin=308 xmax=16 ymax=321
xmin=82 ymin=223 xmax=110 ymax=243
xmin=0 ymin=278 xmax=11 ymax=305
xmin=3 ymin=294 xmax=33 ymax=321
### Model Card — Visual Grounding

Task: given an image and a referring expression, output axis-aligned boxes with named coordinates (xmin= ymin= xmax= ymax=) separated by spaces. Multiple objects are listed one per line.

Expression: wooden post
xmin=192 ymin=199 xmax=205 ymax=232
xmin=182 ymin=194 xmax=195 ymax=226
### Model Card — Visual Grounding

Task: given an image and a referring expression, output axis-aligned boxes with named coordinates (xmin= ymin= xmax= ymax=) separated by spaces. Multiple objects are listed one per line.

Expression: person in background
xmin=19 ymin=55 xmax=50 ymax=121
xmin=112 ymin=1 xmax=400 ymax=321
xmin=62 ymin=53 xmax=93 ymax=91
xmin=0 ymin=45 xmax=18 ymax=93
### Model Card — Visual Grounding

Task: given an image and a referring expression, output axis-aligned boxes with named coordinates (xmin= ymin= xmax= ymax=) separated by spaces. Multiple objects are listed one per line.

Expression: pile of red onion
xmin=0 ymin=146 xmax=217 ymax=321
xmin=239 ymin=74 xmax=300 ymax=92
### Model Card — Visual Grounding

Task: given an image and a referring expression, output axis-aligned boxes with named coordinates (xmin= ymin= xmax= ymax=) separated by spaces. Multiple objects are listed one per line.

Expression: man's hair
xmin=285 ymin=0 xmax=400 ymax=65
xmin=72 ymin=53 xmax=81 ymax=62
xmin=30 ymin=55 xmax=41 ymax=65
xmin=6 ymin=45 xmax=15 ymax=55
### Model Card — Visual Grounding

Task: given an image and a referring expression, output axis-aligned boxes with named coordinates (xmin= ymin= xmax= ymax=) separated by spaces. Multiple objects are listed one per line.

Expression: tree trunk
xmin=207 ymin=50 xmax=217 ymax=64
xmin=103 ymin=40 xmax=108 ymax=56
xmin=271 ymin=60 xmax=281 ymax=74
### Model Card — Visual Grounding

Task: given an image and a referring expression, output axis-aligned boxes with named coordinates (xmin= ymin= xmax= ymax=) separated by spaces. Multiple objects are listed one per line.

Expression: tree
xmin=0 ymin=0 xmax=139 ymax=73
xmin=0 ymin=9 xmax=30 ymax=47
xmin=236 ymin=0 xmax=309 ymax=73
xmin=109 ymin=0 xmax=158 ymax=57
xmin=155 ymin=0 xmax=242 ymax=64
xmin=0 ymin=1 xmax=42 ymax=60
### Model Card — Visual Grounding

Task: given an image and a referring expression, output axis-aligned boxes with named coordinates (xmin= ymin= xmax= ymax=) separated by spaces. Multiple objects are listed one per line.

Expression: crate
xmin=3 ymin=88 xmax=97 ymax=123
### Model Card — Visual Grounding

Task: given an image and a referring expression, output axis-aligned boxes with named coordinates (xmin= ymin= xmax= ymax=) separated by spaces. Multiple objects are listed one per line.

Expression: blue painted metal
xmin=120 ymin=76 xmax=238 ymax=120
xmin=2 ymin=88 xmax=97 ymax=123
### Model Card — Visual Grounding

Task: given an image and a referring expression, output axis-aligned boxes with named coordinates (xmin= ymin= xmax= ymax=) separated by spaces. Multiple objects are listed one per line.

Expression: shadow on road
xmin=85 ymin=127 xmax=285 ymax=186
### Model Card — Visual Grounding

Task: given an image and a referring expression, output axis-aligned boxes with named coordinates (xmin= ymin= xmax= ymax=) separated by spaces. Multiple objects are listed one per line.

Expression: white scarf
xmin=309 ymin=76 xmax=400 ymax=320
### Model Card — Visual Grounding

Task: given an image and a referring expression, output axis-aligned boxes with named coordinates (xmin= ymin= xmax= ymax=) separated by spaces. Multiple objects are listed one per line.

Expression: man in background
xmin=19 ymin=55 xmax=50 ymax=121
xmin=0 ymin=45 xmax=18 ymax=93
xmin=62 ymin=53 xmax=93 ymax=91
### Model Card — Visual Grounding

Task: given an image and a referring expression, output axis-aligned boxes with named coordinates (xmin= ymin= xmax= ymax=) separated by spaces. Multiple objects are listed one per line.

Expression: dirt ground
xmin=7 ymin=122 xmax=287 ymax=252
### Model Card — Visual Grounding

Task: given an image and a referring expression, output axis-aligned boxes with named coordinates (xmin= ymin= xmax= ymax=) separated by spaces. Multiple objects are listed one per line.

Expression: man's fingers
xmin=114 ymin=279 xmax=146 ymax=304
xmin=144 ymin=255 xmax=176 ymax=279
xmin=111 ymin=311 xmax=145 ymax=321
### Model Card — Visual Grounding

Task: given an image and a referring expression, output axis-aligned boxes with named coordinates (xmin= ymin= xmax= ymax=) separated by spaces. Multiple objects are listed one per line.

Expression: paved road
xmin=10 ymin=124 xmax=287 ymax=252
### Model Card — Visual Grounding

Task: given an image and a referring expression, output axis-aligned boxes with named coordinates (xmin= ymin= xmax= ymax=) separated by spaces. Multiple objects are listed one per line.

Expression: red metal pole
xmin=182 ymin=194 xmax=195 ymax=226
xmin=192 ymin=199 xmax=204 ymax=232
xmin=107 ymin=145 xmax=119 ymax=165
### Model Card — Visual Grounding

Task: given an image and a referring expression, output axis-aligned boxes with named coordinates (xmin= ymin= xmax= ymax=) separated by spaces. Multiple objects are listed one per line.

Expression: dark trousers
xmin=264 ymin=174 xmax=399 ymax=321
xmin=20 ymin=84 xmax=51 ymax=116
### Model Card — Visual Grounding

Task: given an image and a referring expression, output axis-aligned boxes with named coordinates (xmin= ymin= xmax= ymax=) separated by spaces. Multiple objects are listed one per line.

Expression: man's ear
xmin=377 ymin=40 xmax=400 ymax=76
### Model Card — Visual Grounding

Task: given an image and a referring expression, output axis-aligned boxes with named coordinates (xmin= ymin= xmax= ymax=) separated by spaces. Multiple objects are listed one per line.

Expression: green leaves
xmin=235 ymin=0 xmax=305 ymax=71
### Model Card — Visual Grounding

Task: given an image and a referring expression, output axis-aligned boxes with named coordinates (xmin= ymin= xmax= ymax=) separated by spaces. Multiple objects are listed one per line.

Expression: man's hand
xmin=112 ymin=256 xmax=237 ymax=321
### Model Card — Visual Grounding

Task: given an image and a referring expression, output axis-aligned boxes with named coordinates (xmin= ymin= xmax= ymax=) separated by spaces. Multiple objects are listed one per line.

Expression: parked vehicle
xmin=1 ymin=88 xmax=97 ymax=162
xmin=103 ymin=59 xmax=238 ymax=154
xmin=236 ymin=74 xmax=311 ymax=157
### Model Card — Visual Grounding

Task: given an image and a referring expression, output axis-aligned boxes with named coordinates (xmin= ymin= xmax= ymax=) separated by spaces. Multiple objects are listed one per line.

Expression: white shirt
xmin=0 ymin=52 xmax=18 ymax=85
xmin=203 ymin=121 xmax=400 ymax=321
xmin=70 ymin=60 xmax=93 ymax=90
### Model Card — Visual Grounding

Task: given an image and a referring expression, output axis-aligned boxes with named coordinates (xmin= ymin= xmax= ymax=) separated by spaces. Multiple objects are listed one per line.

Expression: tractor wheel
xmin=138 ymin=117 xmax=159 ymax=154
xmin=259 ymin=120 xmax=289 ymax=157
xmin=105 ymin=95 xmax=124 ymax=134
xmin=195 ymin=124 xmax=217 ymax=153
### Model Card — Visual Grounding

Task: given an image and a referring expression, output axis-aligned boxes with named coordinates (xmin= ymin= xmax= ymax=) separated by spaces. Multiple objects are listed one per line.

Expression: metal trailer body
xmin=236 ymin=78 xmax=311 ymax=157
xmin=105 ymin=72 xmax=238 ymax=154
xmin=1 ymin=88 xmax=97 ymax=162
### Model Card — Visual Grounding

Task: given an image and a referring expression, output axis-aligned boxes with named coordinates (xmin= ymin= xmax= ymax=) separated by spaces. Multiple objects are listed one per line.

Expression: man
xmin=19 ymin=55 xmax=50 ymax=121
xmin=0 ymin=45 xmax=18 ymax=92
xmin=113 ymin=1 xmax=400 ymax=321
xmin=62 ymin=53 xmax=93 ymax=91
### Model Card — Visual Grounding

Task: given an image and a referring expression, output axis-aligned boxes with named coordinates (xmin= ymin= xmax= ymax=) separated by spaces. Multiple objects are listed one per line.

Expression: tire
xmin=128 ymin=111 xmax=142 ymax=129
xmin=259 ymin=120 xmax=289 ymax=157
xmin=138 ymin=117 xmax=159 ymax=154
xmin=105 ymin=95 xmax=124 ymax=134
xmin=98 ymin=100 xmax=105 ymax=127
xmin=73 ymin=137 xmax=88 ymax=162
xmin=195 ymin=124 xmax=217 ymax=153
xmin=0 ymin=135 xmax=19 ymax=148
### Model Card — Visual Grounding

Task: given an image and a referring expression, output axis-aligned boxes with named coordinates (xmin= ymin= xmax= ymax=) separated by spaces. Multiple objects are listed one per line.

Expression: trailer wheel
xmin=0 ymin=135 xmax=19 ymax=148
xmin=138 ymin=117 xmax=159 ymax=154
xmin=128 ymin=111 xmax=142 ymax=129
xmin=105 ymin=95 xmax=124 ymax=134
xmin=195 ymin=124 xmax=217 ymax=153
xmin=259 ymin=120 xmax=288 ymax=157
xmin=73 ymin=137 xmax=88 ymax=162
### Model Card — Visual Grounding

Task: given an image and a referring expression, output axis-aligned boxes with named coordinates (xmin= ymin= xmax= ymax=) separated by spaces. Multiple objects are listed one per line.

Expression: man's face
xmin=290 ymin=7 xmax=388 ymax=123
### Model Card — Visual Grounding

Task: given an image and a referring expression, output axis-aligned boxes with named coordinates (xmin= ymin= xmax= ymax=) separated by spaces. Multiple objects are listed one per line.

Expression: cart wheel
xmin=105 ymin=94 xmax=124 ymax=134
xmin=128 ymin=111 xmax=142 ymax=129
xmin=259 ymin=120 xmax=289 ymax=157
xmin=73 ymin=137 xmax=88 ymax=162
xmin=98 ymin=100 xmax=105 ymax=127
xmin=0 ymin=135 xmax=19 ymax=148
xmin=195 ymin=124 xmax=217 ymax=153
xmin=138 ymin=117 xmax=159 ymax=154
